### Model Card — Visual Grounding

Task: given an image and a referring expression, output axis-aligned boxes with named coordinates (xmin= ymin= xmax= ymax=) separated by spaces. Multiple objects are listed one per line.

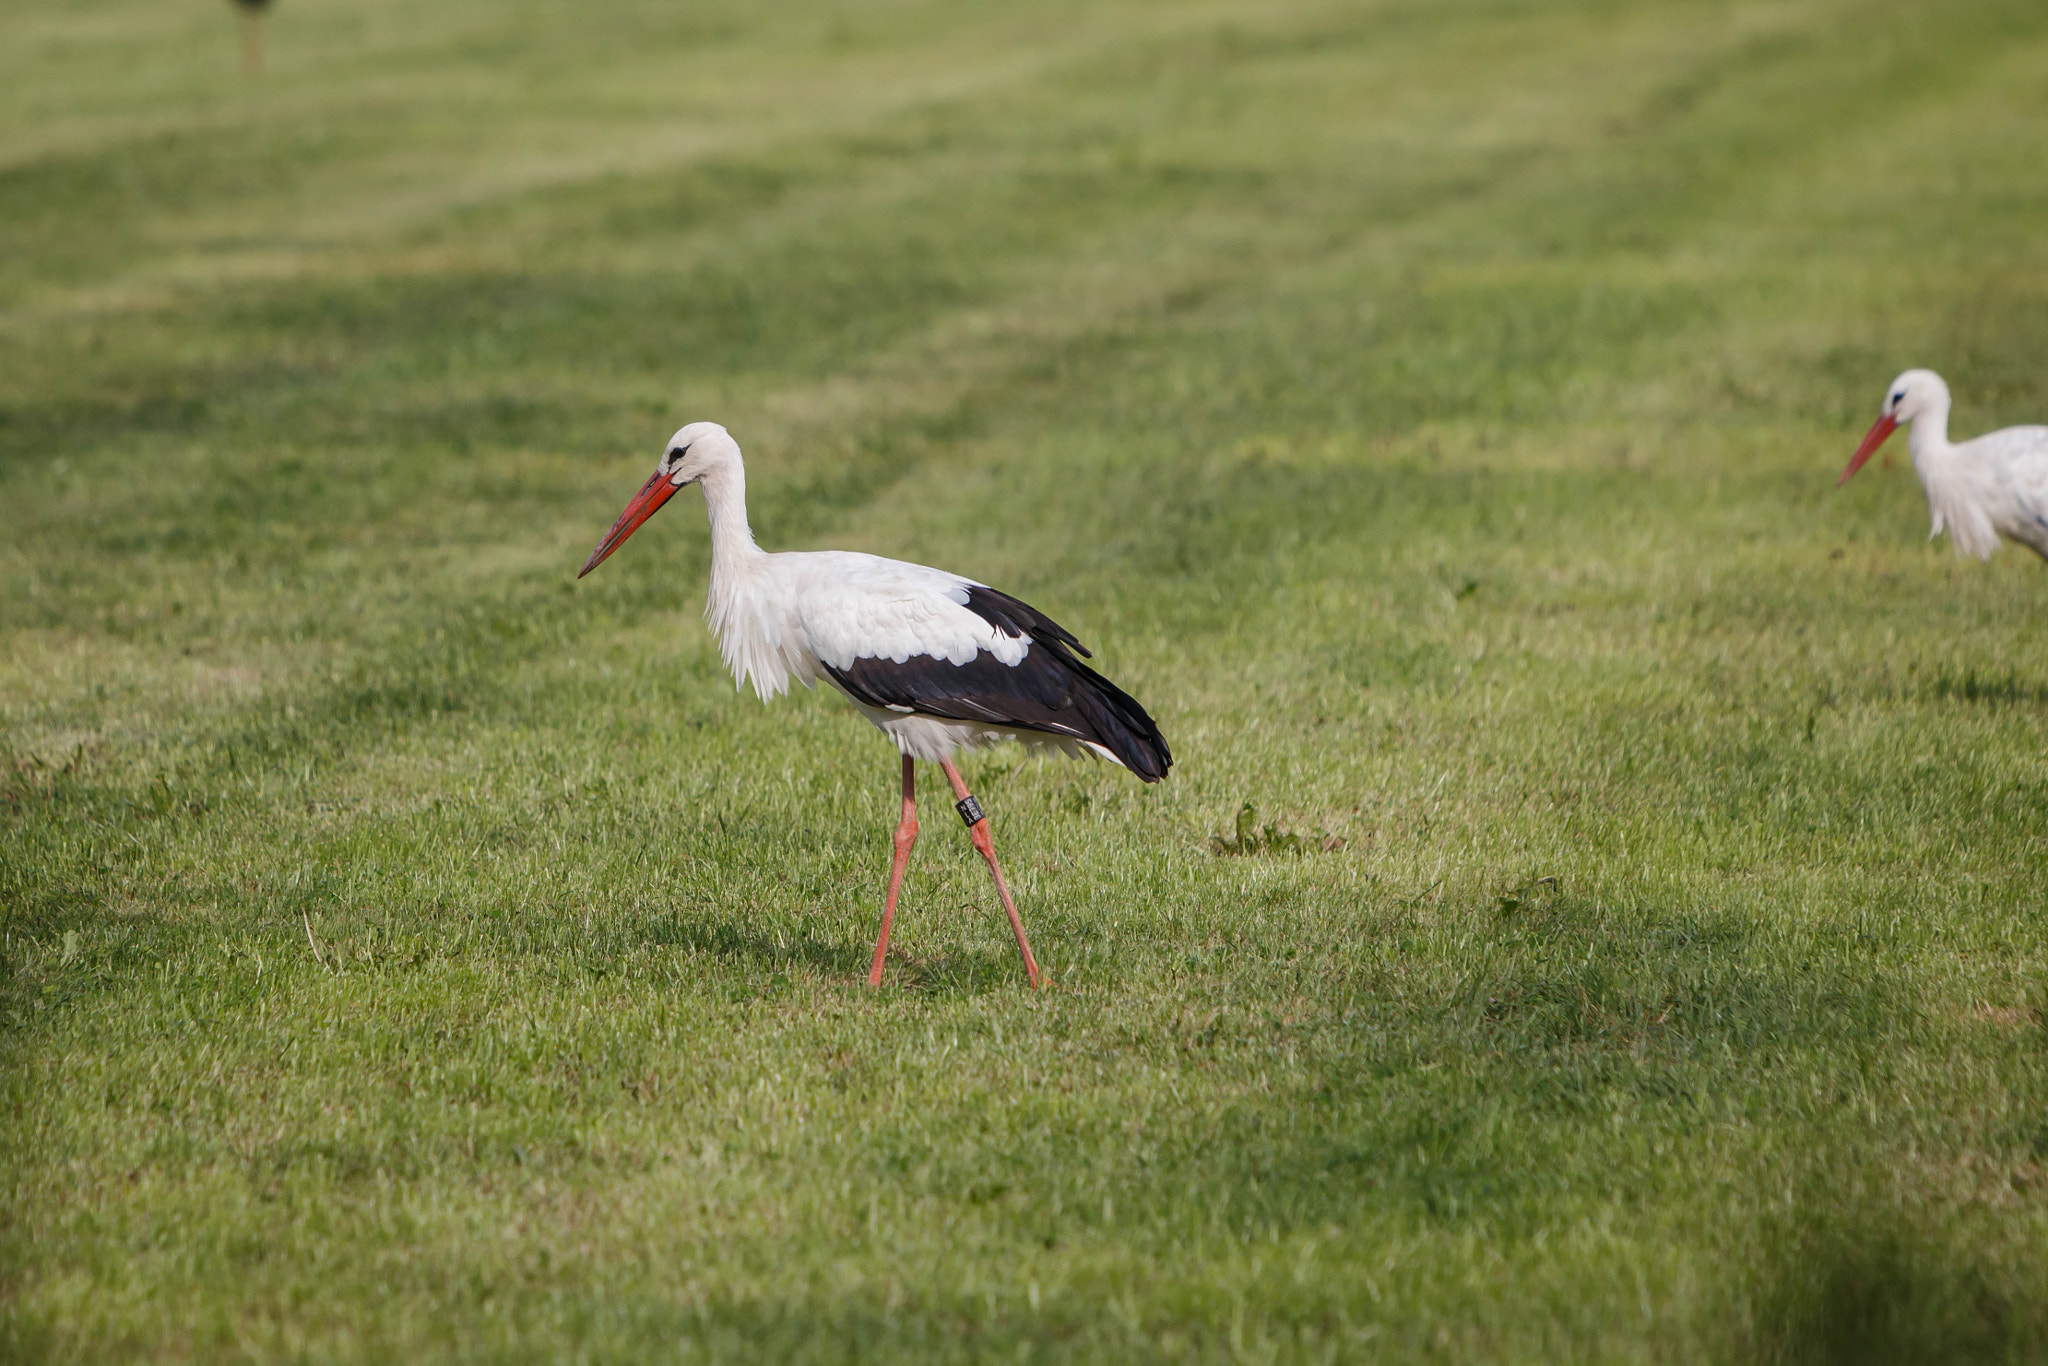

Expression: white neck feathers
xmin=694 ymin=445 xmax=805 ymax=699
xmin=1907 ymin=394 xmax=2000 ymax=558
xmin=699 ymin=456 xmax=761 ymax=581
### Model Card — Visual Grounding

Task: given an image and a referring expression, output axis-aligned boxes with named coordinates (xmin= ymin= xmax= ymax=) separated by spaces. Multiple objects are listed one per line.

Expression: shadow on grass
xmin=1736 ymin=1174 xmax=2046 ymax=1365
xmin=640 ymin=910 xmax=861 ymax=981
xmin=1923 ymin=667 xmax=2048 ymax=710
xmin=635 ymin=906 xmax=1029 ymax=997
xmin=1089 ymin=899 xmax=1952 ymax=1240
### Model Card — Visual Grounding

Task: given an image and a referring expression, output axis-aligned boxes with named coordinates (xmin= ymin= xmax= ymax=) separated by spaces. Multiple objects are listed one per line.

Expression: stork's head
xmin=1837 ymin=369 xmax=1949 ymax=487
xmin=578 ymin=422 xmax=738 ymax=578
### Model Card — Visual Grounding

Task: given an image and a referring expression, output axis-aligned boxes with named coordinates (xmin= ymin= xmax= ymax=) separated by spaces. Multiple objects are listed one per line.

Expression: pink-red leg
xmin=867 ymin=755 xmax=918 ymax=988
xmin=939 ymin=757 xmax=1044 ymax=990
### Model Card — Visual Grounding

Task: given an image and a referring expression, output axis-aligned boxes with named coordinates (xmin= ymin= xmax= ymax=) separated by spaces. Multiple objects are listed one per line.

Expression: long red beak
xmin=579 ymin=469 xmax=681 ymax=577
xmin=1837 ymin=414 xmax=1898 ymax=487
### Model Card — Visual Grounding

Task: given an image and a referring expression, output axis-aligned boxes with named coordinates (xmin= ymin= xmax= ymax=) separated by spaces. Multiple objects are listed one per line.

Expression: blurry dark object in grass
xmin=1209 ymin=802 xmax=1344 ymax=856
xmin=233 ymin=0 xmax=275 ymax=75
xmin=1493 ymin=874 xmax=1558 ymax=916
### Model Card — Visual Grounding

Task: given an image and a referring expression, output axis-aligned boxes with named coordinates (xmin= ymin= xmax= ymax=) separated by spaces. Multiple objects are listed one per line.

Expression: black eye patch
xmin=1891 ymin=393 xmax=1905 ymax=405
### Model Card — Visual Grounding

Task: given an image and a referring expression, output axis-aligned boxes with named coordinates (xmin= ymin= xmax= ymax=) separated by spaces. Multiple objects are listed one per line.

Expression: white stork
xmin=577 ymin=422 xmax=1172 ymax=989
xmin=1838 ymin=369 xmax=2048 ymax=560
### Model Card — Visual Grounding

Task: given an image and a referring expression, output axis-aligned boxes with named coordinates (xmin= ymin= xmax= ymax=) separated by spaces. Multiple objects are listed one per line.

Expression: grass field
xmin=7 ymin=0 xmax=2048 ymax=1359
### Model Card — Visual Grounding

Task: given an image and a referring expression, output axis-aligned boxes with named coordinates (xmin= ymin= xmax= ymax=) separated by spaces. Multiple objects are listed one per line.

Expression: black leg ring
xmin=955 ymin=795 xmax=985 ymax=827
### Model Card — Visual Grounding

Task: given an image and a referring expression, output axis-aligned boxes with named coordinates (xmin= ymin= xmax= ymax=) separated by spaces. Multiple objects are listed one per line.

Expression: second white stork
xmin=1837 ymin=369 xmax=2048 ymax=561
xmin=577 ymin=422 xmax=1173 ymax=989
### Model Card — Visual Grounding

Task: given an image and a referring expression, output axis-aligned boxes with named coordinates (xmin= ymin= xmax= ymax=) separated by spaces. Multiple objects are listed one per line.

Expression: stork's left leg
xmin=866 ymin=755 xmax=918 ymax=988
xmin=938 ymin=758 xmax=1043 ymax=990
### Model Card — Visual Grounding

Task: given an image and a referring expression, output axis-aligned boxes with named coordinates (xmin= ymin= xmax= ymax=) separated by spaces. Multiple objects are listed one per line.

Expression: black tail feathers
xmin=1066 ymin=658 xmax=1172 ymax=781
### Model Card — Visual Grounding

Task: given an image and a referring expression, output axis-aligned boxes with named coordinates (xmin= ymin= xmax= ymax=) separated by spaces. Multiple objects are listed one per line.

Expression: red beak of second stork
xmin=1837 ymin=413 xmax=1899 ymax=488
xmin=579 ymin=468 xmax=681 ymax=578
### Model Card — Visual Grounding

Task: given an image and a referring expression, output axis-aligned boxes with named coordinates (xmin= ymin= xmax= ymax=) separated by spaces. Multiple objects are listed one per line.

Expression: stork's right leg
xmin=866 ymin=754 xmax=918 ymax=987
xmin=939 ymin=758 xmax=1043 ymax=990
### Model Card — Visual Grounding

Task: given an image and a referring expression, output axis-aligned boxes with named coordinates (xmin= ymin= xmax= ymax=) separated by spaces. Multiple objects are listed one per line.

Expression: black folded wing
xmin=821 ymin=585 xmax=1172 ymax=782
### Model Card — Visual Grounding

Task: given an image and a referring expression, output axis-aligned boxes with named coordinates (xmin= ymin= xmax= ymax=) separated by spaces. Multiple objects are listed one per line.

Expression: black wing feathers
xmin=820 ymin=585 xmax=1172 ymax=782
xmin=959 ymin=585 xmax=1090 ymax=658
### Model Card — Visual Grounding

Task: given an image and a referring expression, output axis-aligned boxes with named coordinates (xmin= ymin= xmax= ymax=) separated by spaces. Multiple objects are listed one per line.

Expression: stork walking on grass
xmin=578 ymin=423 xmax=1172 ymax=989
xmin=1838 ymin=369 xmax=2048 ymax=561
